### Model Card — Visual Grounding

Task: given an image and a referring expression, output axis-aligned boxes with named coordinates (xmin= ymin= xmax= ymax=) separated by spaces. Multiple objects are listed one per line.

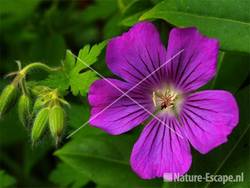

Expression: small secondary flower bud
xmin=31 ymin=107 xmax=49 ymax=143
xmin=18 ymin=94 xmax=31 ymax=126
xmin=0 ymin=84 xmax=17 ymax=118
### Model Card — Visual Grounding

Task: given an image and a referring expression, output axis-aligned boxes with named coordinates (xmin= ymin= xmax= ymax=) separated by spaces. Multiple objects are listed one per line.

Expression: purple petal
xmin=88 ymin=78 xmax=153 ymax=135
xmin=181 ymin=90 xmax=239 ymax=154
xmin=130 ymin=116 xmax=192 ymax=179
xmin=106 ymin=21 xmax=167 ymax=87
xmin=165 ymin=28 xmax=219 ymax=92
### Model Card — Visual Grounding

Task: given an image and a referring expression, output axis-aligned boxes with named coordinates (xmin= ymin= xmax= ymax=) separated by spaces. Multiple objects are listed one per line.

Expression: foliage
xmin=141 ymin=0 xmax=250 ymax=53
xmin=0 ymin=0 xmax=249 ymax=187
xmin=0 ymin=170 xmax=16 ymax=188
xmin=41 ymin=41 xmax=106 ymax=96
xmin=49 ymin=163 xmax=89 ymax=188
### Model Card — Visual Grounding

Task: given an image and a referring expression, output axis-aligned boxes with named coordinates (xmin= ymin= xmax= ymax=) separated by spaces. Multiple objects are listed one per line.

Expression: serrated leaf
xmin=69 ymin=41 xmax=107 ymax=96
xmin=70 ymin=70 xmax=97 ymax=96
xmin=39 ymin=42 xmax=106 ymax=96
xmin=75 ymin=41 xmax=107 ymax=71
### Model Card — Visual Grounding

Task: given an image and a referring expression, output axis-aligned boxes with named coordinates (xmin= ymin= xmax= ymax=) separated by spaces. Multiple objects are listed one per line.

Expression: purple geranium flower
xmin=88 ymin=21 xmax=239 ymax=179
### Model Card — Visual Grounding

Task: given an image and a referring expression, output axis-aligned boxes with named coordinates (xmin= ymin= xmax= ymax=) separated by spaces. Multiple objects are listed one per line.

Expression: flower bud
xmin=18 ymin=94 xmax=31 ymax=126
xmin=49 ymin=105 xmax=65 ymax=139
xmin=0 ymin=84 xmax=17 ymax=118
xmin=31 ymin=108 xmax=49 ymax=143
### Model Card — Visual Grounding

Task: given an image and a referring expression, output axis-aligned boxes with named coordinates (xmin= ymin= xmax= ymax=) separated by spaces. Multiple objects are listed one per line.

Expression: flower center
xmin=152 ymin=86 xmax=183 ymax=116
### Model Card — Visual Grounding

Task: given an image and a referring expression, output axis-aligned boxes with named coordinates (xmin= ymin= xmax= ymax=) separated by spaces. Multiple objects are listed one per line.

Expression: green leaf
xmin=211 ymin=52 xmax=250 ymax=93
xmin=69 ymin=41 xmax=107 ymax=96
xmin=40 ymin=42 xmax=106 ymax=96
xmin=120 ymin=0 xmax=150 ymax=25
xmin=23 ymin=141 xmax=52 ymax=177
xmin=66 ymin=103 xmax=104 ymax=139
xmin=0 ymin=170 xmax=16 ymax=188
xmin=40 ymin=73 xmax=70 ymax=93
xmin=141 ymin=0 xmax=250 ymax=53
xmin=122 ymin=0 xmax=151 ymax=15
xmin=75 ymin=41 xmax=107 ymax=71
xmin=64 ymin=50 xmax=75 ymax=74
xmin=50 ymin=163 xmax=89 ymax=188
xmin=67 ymin=104 xmax=89 ymax=129
xmin=103 ymin=13 xmax=123 ymax=39
xmin=55 ymin=132 xmax=162 ymax=188
xmin=69 ymin=70 xmax=97 ymax=96
xmin=121 ymin=11 xmax=146 ymax=26
xmin=120 ymin=0 xmax=152 ymax=26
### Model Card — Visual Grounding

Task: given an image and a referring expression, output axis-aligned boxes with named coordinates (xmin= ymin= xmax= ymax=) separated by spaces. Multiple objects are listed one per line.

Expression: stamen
xmin=152 ymin=91 xmax=157 ymax=107
xmin=152 ymin=86 xmax=181 ymax=113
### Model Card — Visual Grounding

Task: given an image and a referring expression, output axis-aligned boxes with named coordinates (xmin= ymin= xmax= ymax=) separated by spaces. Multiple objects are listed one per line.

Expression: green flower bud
xmin=0 ymin=84 xmax=17 ymax=118
xmin=31 ymin=108 xmax=49 ymax=143
xmin=18 ymin=94 xmax=31 ymax=126
xmin=49 ymin=105 xmax=65 ymax=139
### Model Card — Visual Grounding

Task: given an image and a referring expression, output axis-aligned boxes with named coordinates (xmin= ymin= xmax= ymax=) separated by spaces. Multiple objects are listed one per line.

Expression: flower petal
xmin=88 ymin=78 xmax=153 ymax=135
xmin=165 ymin=28 xmax=219 ymax=92
xmin=181 ymin=90 xmax=239 ymax=154
xmin=106 ymin=21 xmax=167 ymax=86
xmin=130 ymin=116 xmax=192 ymax=179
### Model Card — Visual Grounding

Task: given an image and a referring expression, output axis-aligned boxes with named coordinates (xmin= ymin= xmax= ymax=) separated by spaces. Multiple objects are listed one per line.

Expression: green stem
xmin=20 ymin=79 xmax=26 ymax=94
xmin=11 ymin=62 xmax=61 ymax=87
xmin=21 ymin=62 xmax=61 ymax=74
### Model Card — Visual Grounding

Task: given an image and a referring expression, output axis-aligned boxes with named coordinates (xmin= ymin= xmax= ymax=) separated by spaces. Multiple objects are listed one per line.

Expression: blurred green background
xmin=0 ymin=0 xmax=249 ymax=187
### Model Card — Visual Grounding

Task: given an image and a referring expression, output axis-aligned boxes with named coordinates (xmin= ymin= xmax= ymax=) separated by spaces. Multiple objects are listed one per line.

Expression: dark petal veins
xmin=184 ymin=107 xmax=212 ymax=123
xmin=185 ymin=103 xmax=217 ymax=113
xmin=106 ymin=21 xmax=167 ymax=87
xmin=88 ymin=78 xmax=153 ymax=135
xmin=145 ymin=45 xmax=162 ymax=83
xmin=176 ymin=53 xmax=195 ymax=85
xmin=165 ymin=28 xmax=219 ymax=92
xmin=130 ymin=116 xmax=192 ymax=179
xmin=181 ymin=90 xmax=239 ymax=154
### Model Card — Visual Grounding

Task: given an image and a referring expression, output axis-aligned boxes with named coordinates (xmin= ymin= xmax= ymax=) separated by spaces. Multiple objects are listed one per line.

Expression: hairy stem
xmin=21 ymin=62 xmax=61 ymax=74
